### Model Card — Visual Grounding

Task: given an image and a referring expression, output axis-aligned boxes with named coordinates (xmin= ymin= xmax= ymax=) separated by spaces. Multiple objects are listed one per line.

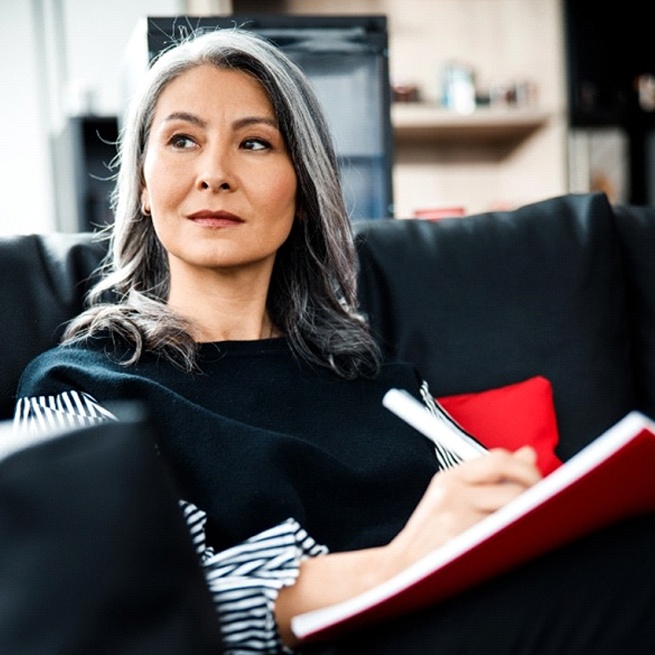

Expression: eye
xmin=169 ymin=134 xmax=196 ymax=149
xmin=242 ymin=137 xmax=271 ymax=151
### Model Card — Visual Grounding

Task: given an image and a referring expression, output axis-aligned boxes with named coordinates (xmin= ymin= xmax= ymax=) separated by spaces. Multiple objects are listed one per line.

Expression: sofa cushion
xmin=354 ymin=193 xmax=635 ymax=460
xmin=437 ymin=376 xmax=563 ymax=476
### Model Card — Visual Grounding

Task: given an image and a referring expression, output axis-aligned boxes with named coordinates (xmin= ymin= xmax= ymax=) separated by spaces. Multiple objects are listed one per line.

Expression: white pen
xmin=382 ymin=388 xmax=486 ymax=461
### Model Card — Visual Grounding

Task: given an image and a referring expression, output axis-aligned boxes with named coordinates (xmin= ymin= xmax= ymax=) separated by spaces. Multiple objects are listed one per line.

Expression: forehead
xmin=153 ymin=64 xmax=276 ymax=118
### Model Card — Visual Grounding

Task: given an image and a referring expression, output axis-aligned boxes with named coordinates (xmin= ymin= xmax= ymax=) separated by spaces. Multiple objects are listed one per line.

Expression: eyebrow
xmin=162 ymin=112 xmax=279 ymax=130
xmin=162 ymin=111 xmax=207 ymax=127
xmin=234 ymin=116 xmax=279 ymax=130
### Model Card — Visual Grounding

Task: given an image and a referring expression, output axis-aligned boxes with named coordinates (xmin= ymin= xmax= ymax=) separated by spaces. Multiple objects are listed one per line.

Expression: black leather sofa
xmin=3 ymin=191 xmax=655 ymax=463
xmin=2 ymin=190 xmax=655 ymax=652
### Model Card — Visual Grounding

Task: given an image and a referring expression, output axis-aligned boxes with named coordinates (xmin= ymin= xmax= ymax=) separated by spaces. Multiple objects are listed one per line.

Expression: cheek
xmin=142 ymin=151 xmax=185 ymax=210
xmin=267 ymin=166 xmax=298 ymax=215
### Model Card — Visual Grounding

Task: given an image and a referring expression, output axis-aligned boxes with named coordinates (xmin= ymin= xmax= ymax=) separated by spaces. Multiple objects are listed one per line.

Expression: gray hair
xmin=64 ymin=27 xmax=381 ymax=378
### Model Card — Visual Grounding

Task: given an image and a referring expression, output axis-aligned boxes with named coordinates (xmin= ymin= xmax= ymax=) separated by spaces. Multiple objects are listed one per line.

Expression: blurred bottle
xmin=441 ymin=62 xmax=475 ymax=114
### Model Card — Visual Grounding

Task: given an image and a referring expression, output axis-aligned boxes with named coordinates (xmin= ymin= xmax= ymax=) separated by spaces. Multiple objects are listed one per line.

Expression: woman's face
xmin=141 ymin=64 xmax=297 ymax=288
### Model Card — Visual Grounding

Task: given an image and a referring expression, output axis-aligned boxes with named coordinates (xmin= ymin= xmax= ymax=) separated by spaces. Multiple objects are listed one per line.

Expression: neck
xmin=166 ymin=266 xmax=280 ymax=343
xmin=192 ymin=315 xmax=280 ymax=343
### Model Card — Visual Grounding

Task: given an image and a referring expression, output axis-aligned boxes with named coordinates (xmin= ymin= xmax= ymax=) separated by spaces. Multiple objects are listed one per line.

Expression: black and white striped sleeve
xmin=13 ymin=390 xmax=118 ymax=435
xmin=180 ymin=501 xmax=328 ymax=654
xmin=418 ymin=379 xmax=488 ymax=470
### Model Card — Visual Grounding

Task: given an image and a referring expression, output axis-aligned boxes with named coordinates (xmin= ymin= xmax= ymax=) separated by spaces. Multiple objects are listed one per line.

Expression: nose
xmin=200 ymin=178 xmax=230 ymax=191
xmin=196 ymin=146 xmax=234 ymax=192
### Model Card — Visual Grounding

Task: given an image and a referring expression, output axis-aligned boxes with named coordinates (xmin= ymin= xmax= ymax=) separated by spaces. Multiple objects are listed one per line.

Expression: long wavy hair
xmin=63 ymin=27 xmax=381 ymax=379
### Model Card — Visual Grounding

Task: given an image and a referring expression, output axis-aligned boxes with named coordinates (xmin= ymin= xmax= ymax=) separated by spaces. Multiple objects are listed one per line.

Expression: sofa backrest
xmin=612 ymin=203 xmax=655 ymax=421
xmin=2 ymin=193 xmax=654 ymax=462
xmin=354 ymin=192 xmax=637 ymax=458
xmin=0 ymin=233 xmax=104 ymax=420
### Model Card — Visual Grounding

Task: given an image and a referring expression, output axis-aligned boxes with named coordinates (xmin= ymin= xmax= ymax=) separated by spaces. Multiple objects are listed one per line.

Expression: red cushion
xmin=437 ymin=376 xmax=563 ymax=475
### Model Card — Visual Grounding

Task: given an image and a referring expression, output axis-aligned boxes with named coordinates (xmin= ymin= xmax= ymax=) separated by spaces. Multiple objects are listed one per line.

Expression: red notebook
xmin=292 ymin=411 xmax=655 ymax=643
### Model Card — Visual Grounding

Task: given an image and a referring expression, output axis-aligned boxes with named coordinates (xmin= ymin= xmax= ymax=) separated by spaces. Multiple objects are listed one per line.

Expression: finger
xmin=469 ymin=482 xmax=534 ymax=513
xmin=513 ymin=445 xmax=538 ymax=465
xmin=458 ymin=449 xmax=541 ymax=487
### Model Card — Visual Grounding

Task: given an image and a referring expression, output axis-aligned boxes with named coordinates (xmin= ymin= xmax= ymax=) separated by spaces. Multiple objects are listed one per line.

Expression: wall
xmin=0 ymin=0 xmax=182 ymax=235
xmin=0 ymin=1 xmax=54 ymax=235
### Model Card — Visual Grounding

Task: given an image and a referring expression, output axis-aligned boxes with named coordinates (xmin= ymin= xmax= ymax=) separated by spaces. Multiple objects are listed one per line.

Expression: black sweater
xmin=17 ymin=336 xmax=439 ymax=553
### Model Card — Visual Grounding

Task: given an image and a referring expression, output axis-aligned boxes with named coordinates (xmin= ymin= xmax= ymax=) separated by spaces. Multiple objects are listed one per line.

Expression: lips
xmin=187 ymin=210 xmax=244 ymax=227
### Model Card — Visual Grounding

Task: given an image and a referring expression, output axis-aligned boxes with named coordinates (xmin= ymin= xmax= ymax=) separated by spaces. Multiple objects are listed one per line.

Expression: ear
xmin=140 ymin=188 xmax=151 ymax=217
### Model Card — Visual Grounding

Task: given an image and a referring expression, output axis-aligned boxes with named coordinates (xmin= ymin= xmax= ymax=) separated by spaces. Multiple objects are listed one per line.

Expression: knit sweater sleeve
xmin=12 ymin=390 xmax=329 ymax=655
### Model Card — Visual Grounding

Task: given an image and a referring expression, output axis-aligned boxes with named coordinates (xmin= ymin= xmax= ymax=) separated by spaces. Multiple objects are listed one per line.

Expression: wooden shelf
xmin=392 ymin=103 xmax=551 ymax=146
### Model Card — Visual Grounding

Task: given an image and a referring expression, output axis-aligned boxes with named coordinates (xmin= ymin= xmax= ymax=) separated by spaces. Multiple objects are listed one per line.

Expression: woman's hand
xmin=277 ymin=446 xmax=541 ymax=647
xmin=384 ymin=446 xmax=542 ymax=573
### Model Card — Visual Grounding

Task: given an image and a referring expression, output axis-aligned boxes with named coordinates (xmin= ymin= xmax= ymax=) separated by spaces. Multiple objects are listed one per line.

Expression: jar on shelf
xmin=441 ymin=62 xmax=475 ymax=114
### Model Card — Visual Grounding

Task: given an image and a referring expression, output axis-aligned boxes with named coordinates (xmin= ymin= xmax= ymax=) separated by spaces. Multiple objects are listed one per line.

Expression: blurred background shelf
xmin=392 ymin=104 xmax=551 ymax=146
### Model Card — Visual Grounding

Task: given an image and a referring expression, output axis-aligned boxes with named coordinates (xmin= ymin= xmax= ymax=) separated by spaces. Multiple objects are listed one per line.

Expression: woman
xmin=14 ymin=28 xmax=655 ymax=655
